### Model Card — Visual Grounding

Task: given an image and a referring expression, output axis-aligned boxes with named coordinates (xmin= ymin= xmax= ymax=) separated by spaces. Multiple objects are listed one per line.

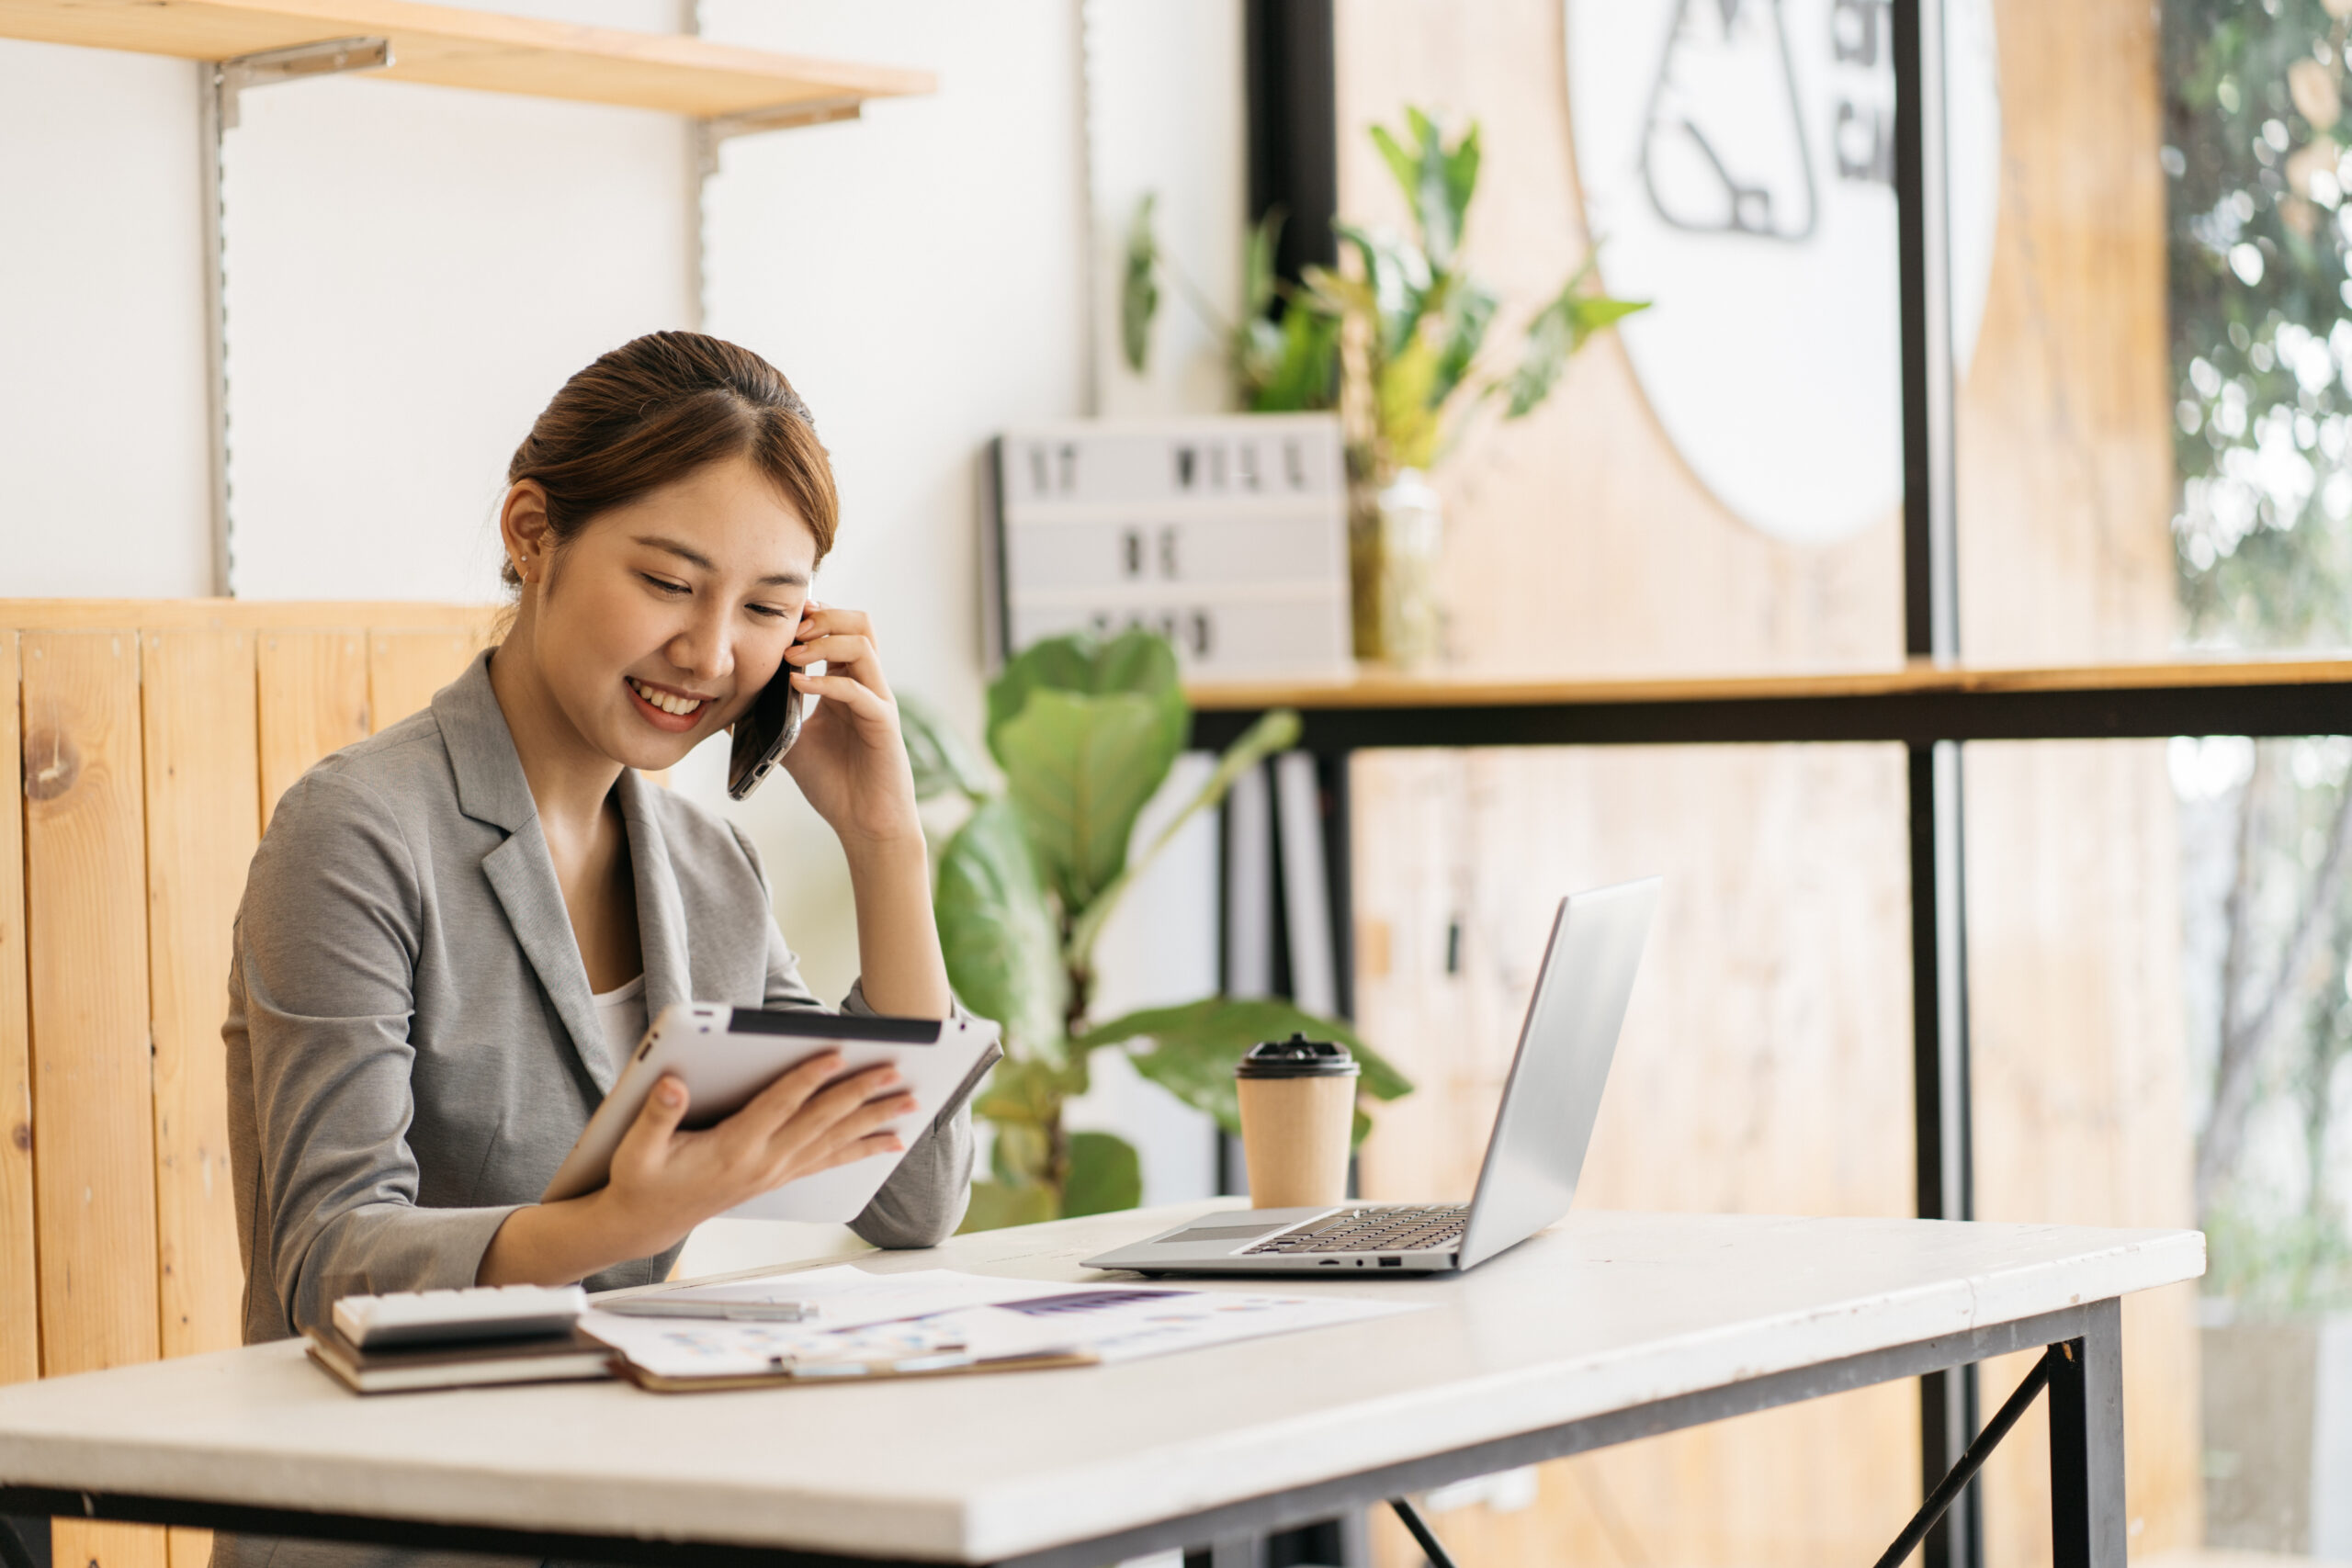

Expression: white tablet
xmin=540 ymin=1002 xmax=1000 ymax=1224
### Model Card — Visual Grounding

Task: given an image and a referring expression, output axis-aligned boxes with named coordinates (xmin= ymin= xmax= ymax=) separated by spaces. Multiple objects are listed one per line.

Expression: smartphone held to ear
xmin=727 ymin=664 xmax=804 ymax=800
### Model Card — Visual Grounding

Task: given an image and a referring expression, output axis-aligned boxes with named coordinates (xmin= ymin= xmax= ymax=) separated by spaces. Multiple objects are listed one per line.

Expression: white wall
xmin=221 ymin=41 xmax=696 ymax=601
xmin=1084 ymin=0 xmax=1248 ymax=418
xmin=0 ymin=39 xmax=213 ymax=596
xmin=0 ymin=0 xmax=1238 ymax=1222
xmin=673 ymin=0 xmax=1090 ymax=1010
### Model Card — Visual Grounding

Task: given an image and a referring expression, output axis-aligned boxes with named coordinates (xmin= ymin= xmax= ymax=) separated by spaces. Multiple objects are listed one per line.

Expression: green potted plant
xmin=1124 ymin=107 xmax=1647 ymax=666
xmin=900 ymin=628 xmax=1410 ymax=1229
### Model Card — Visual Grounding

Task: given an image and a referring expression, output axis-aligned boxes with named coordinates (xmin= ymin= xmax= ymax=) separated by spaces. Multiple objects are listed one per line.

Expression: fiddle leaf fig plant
xmin=902 ymin=629 xmax=1411 ymax=1229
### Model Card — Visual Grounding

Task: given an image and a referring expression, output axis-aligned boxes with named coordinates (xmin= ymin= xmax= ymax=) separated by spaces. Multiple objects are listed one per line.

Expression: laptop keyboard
xmin=1243 ymin=1204 xmax=1468 ymax=1256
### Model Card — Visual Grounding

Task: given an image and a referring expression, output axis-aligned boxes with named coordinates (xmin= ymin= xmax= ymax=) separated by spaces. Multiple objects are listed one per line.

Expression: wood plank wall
xmin=0 ymin=602 xmax=489 ymax=1568
xmin=1332 ymin=2 xmax=2193 ymax=1566
xmin=0 ymin=635 xmax=34 ymax=1391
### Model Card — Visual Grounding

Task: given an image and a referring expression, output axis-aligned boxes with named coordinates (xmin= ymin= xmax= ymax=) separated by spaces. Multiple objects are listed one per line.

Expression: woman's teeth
xmin=628 ymin=678 xmax=705 ymax=717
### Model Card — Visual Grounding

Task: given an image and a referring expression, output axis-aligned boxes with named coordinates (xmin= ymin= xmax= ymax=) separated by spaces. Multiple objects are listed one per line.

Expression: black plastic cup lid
xmin=1235 ymin=1033 xmax=1359 ymax=1078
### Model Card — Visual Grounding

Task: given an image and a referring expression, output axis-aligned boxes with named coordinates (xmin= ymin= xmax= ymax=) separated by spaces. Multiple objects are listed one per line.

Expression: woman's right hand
xmin=593 ymin=1052 xmax=916 ymax=1258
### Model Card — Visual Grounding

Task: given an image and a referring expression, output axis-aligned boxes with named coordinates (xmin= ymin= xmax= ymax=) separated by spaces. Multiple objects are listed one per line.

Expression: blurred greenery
xmin=2165 ymin=1 xmax=2352 ymax=1311
xmin=1118 ymin=107 xmax=1645 ymax=468
xmin=902 ymin=629 xmax=1412 ymax=1228
xmin=2169 ymin=0 xmax=2352 ymax=644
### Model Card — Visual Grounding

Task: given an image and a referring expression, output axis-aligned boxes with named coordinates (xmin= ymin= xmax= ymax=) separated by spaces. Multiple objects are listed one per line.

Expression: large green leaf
xmin=1370 ymin=120 xmax=1423 ymax=220
xmin=985 ymin=629 xmax=1185 ymax=761
xmin=1334 ymin=221 xmax=1426 ymax=362
xmin=1066 ymin=708 xmax=1300 ymax=968
xmin=1121 ymin=193 xmax=1161 ymax=374
xmin=1377 ymin=330 xmax=1446 ymax=471
xmin=1242 ymin=207 xmax=1283 ymax=321
xmin=960 ymin=1179 xmax=1058 ymax=1234
xmin=1430 ymin=279 xmax=1498 ymax=412
xmin=1250 ymin=303 xmax=1341 ymax=413
xmin=1063 ymin=1130 xmax=1143 ymax=1216
xmin=995 ymin=687 xmax=1185 ymax=914
xmin=1441 ymin=120 xmax=1482 ymax=252
xmin=934 ymin=796 xmax=1067 ymax=1063
xmin=974 ymin=1054 xmax=1088 ymax=1130
xmin=1080 ymin=997 xmax=1413 ymax=1141
xmin=989 ymin=1119 xmax=1053 ymax=1187
xmin=899 ymin=692 xmax=992 ymax=803
xmin=1500 ymin=259 xmax=1650 ymax=421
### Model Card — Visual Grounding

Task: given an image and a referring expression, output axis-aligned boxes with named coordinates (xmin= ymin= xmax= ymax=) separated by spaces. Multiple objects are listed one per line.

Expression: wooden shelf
xmin=1187 ymin=655 xmax=2352 ymax=711
xmin=0 ymin=598 xmax=494 ymax=631
xmin=0 ymin=0 xmax=933 ymax=118
xmin=1186 ymin=655 xmax=2352 ymax=750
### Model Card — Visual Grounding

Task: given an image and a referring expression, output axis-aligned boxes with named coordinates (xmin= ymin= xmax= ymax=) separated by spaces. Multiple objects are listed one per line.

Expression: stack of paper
xmin=582 ymin=1267 xmax=1424 ymax=1392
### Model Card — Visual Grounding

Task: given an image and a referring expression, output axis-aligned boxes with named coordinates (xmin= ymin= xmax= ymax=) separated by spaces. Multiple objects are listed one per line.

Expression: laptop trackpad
xmin=1164 ymin=1221 xmax=1295 ymax=1246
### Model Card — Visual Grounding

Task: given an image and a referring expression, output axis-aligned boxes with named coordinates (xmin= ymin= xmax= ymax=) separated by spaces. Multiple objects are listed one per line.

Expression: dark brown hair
xmin=503 ymin=332 xmax=838 ymax=595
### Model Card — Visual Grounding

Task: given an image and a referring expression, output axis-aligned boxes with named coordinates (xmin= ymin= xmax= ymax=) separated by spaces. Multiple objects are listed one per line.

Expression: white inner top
xmin=594 ymin=972 xmax=648 ymax=1066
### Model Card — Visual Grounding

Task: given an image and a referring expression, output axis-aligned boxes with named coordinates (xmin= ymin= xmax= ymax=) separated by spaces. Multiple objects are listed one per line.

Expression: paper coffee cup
xmin=1236 ymin=1034 xmax=1359 ymax=1209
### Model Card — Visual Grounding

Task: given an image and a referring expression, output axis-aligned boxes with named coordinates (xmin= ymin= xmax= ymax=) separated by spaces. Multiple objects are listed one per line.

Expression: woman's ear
xmin=500 ymin=480 xmax=555 ymax=584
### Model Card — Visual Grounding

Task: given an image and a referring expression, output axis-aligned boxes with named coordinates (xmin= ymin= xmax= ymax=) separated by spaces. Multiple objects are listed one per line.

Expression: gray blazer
xmin=225 ymin=649 xmax=990 ymax=1350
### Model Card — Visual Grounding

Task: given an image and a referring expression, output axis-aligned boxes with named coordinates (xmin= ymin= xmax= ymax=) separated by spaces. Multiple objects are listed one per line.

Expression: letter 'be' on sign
xmin=1567 ymin=0 xmax=2000 ymax=547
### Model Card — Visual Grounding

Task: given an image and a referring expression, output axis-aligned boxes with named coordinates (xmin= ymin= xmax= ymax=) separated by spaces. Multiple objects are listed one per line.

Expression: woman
xmin=220 ymin=333 xmax=983 ymax=1565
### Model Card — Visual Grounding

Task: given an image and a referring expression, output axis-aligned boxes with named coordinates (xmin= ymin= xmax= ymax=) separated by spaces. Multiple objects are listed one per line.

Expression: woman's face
xmin=526 ymin=453 xmax=819 ymax=773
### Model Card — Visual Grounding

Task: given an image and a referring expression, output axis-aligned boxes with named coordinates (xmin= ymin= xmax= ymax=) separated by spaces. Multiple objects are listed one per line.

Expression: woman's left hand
xmin=777 ymin=603 xmax=924 ymax=852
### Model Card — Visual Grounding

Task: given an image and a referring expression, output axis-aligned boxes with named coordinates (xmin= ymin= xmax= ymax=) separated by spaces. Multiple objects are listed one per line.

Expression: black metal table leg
xmin=2049 ymin=1298 xmax=2127 ymax=1568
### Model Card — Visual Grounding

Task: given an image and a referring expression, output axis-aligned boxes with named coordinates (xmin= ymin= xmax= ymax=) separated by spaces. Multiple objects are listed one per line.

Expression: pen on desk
xmin=599 ymin=1300 xmax=813 ymax=1322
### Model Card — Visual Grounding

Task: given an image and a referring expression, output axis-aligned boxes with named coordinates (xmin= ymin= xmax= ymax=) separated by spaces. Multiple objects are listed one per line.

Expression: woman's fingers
xmin=611 ymin=1073 xmax=689 ymax=1177
xmin=788 ymin=671 xmax=893 ymax=725
xmin=732 ymin=1048 xmax=846 ymax=1132
xmin=797 ymin=604 xmax=874 ymax=644
xmin=792 ymin=609 xmax=889 ymax=700
xmin=785 ymin=633 xmax=873 ymax=669
xmin=773 ymin=1070 xmax=913 ymax=1148
xmin=767 ymin=1098 xmax=916 ymax=1187
xmin=804 ymin=1130 xmax=908 ymax=1179
xmin=788 ymin=634 xmax=888 ymax=700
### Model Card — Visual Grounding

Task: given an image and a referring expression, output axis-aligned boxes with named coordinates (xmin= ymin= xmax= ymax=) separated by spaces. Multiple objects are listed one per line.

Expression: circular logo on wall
xmin=1566 ymin=0 xmax=2001 ymax=546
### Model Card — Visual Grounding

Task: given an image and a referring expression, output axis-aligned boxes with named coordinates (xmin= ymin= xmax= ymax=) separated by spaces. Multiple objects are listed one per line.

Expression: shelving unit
xmin=1187 ymin=656 xmax=2352 ymax=750
xmin=0 ymin=0 xmax=933 ymax=117
xmin=0 ymin=0 xmax=932 ymax=597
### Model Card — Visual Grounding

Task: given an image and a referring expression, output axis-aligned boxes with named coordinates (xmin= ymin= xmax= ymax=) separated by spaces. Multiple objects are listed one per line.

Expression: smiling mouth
xmin=627 ymin=676 xmax=709 ymax=718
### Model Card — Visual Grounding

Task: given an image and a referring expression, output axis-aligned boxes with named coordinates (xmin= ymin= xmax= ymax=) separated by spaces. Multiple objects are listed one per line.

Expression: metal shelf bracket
xmin=213 ymin=38 xmax=394 ymax=129
xmin=694 ymin=97 xmax=863 ymax=177
xmin=198 ymin=34 xmax=391 ymax=595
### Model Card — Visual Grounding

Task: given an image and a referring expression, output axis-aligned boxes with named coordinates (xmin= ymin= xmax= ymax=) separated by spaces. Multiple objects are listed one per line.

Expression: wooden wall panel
xmin=1947 ymin=0 xmax=2195 ymax=1559
xmin=1966 ymin=740 xmax=2202 ymax=1565
xmin=1351 ymin=744 xmax=1920 ymax=1568
xmin=23 ymin=631 xmax=157 ymax=1373
xmin=0 ymin=633 xmax=35 ymax=1388
xmin=257 ymin=630 xmax=369 ymax=824
xmin=23 ymin=630 xmax=168 ymax=1568
xmin=141 ymin=629 xmax=259 ymax=1371
xmin=368 ymin=629 xmax=481 ymax=736
xmin=1951 ymin=0 xmax=2175 ymax=666
xmin=1334 ymin=6 xmax=1903 ymax=682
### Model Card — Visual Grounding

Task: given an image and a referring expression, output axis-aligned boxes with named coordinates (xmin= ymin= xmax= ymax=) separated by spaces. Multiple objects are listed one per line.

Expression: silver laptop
xmin=1083 ymin=877 xmax=1658 ymax=1277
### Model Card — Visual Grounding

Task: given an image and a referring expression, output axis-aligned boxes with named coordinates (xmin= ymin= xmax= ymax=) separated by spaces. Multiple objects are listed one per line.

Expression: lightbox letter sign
xmin=1566 ymin=0 xmax=2000 ymax=546
xmin=987 ymin=414 xmax=1352 ymax=679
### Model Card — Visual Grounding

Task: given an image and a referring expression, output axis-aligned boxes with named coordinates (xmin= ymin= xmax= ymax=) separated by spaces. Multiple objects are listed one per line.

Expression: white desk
xmin=0 ymin=1203 xmax=2201 ymax=1568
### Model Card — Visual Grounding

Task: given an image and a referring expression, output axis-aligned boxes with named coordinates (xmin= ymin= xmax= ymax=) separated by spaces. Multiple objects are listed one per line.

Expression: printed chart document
xmin=581 ymin=1267 xmax=1424 ymax=1385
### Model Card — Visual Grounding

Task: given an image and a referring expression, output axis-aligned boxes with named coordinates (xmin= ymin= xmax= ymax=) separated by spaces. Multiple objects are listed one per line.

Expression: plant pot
xmin=1349 ymin=468 xmax=1444 ymax=668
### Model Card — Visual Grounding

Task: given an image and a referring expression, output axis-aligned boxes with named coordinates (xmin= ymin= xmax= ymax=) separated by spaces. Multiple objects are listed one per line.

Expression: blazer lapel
xmin=434 ymin=650 xmax=616 ymax=1093
xmin=481 ymin=824 xmax=616 ymax=1093
xmin=617 ymin=769 xmax=694 ymax=1030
